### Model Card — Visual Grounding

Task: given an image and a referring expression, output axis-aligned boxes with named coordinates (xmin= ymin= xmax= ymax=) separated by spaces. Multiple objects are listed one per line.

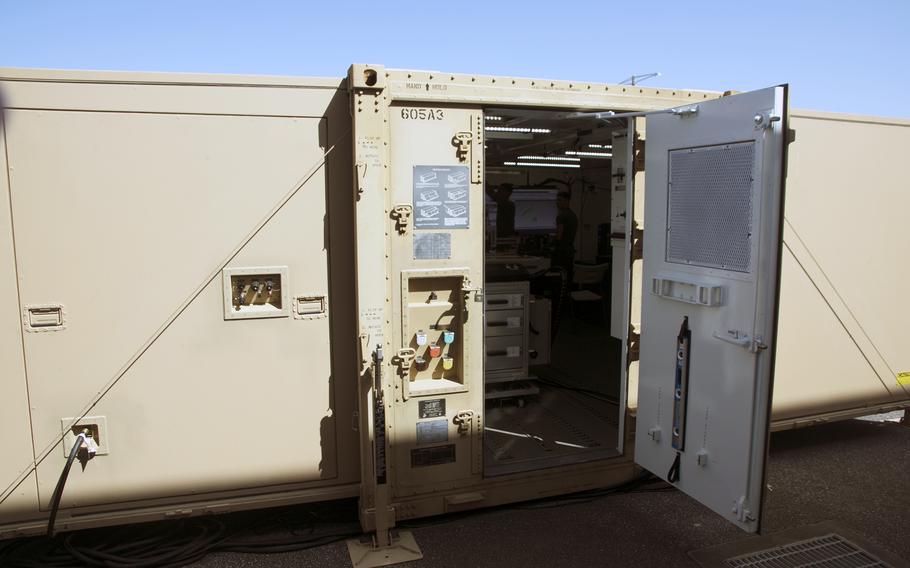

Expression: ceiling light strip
xmin=516 ymin=155 xmax=581 ymax=162
xmin=565 ymin=150 xmax=613 ymax=158
xmin=504 ymin=161 xmax=581 ymax=169
xmin=486 ymin=126 xmax=552 ymax=134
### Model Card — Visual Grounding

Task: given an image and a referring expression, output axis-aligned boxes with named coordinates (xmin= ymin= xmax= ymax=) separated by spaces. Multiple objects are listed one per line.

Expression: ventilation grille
xmin=725 ymin=534 xmax=892 ymax=568
xmin=667 ymin=142 xmax=755 ymax=272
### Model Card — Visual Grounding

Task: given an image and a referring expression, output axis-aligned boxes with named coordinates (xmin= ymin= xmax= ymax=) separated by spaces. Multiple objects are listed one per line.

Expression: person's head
xmin=557 ymin=191 xmax=571 ymax=210
xmin=499 ymin=183 xmax=513 ymax=197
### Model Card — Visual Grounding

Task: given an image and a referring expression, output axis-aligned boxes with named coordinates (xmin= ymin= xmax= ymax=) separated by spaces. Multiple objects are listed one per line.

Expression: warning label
xmin=897 ymin=371 xmax=910 ymax=386
xmin=413 ymin=165 xmax=470 ymax=230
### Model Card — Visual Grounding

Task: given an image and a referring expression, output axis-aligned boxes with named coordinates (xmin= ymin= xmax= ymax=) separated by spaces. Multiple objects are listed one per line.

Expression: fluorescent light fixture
xmin=485 ymin=126 xmax=551 ymax=134
xmin=485 ymin=115 xmax=503 ymax=121
xmin=504 ymin=161 xmax=581 ymax=169
xmin=588 ymin=144 xmax=612 ymax=149
xmin=565 ymin=150 xmax=613 ymax=158
xmin=516 ymin=155 xmax=580 ymax=162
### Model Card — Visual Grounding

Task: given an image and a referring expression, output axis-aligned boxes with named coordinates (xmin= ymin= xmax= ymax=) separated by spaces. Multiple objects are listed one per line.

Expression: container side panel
xmin=5 ymin=107 xmax=342 ymax=509
xmin=0 ymin=116 xmax=40 ymax=519
xmin=773 ymin=114 xmax=910 ymax=419
xmin=773 ymin=249 xmax=896 ymax=419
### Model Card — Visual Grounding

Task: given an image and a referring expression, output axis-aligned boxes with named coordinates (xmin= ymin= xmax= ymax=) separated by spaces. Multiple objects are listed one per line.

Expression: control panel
xmin=222 ymin=266 xmax=290 ymax=320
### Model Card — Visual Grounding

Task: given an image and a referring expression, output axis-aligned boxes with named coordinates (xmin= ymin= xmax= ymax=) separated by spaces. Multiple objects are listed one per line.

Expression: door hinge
xmin=453 ymin=131 xmax=473 ymax=162
xmin=733 ymin=496 xmax=756 ymax=523
xmin=633 ymin=136 xmax=646 ymax=171
xmin=391 ymin=204 xmax=413 ymax=234
xmin=753 ymin=111 xmax=781 ymax=131
xmin=392 ymin=347 xmax=416 ymax=375
xmin=631 ymin=223 xmax=644 ymax=261
xmin=628 ymin=325 xmax=641 ymax=363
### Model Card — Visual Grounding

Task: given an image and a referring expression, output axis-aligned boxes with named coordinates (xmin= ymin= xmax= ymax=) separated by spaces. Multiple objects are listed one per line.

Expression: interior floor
xmin=484 ymin=386 xmax=620 ymax=476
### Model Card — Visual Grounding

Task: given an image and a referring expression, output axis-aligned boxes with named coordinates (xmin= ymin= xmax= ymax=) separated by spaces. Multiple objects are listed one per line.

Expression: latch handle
xmin=453 ymin=131 xmax=473 ymax=162
xmin=712 ymin=330 xmax=767 ymax=353
xmin=391 ymin=204 xmax=413 ymax=234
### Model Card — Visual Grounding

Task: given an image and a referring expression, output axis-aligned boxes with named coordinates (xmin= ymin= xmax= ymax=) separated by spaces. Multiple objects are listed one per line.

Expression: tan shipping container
xmin=0 ymin=65 xmax=906 ymax=562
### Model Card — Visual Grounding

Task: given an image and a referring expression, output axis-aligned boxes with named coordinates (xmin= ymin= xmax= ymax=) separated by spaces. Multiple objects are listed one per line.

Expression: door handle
xmin=712 ymin=330 xmax=767 ymax=353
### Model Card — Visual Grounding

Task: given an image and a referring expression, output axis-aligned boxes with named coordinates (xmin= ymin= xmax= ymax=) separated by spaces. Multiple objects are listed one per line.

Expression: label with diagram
xmin=413 ymin=165 xmax=470 ymax=230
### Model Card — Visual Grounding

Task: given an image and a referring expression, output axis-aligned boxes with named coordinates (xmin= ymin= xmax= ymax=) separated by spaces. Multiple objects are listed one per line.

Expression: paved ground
xmin=3 ymin=415 xmax=906 ymax=567
xmin=188 ymin=415 xmax=909 ymax=568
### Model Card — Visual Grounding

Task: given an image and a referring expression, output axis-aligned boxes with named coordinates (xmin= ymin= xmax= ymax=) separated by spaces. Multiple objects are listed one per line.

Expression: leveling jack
xmin=346 ymin=525 xmax=423 ymax=568
xmin=347 ymin=346 xmax=424 ymax=567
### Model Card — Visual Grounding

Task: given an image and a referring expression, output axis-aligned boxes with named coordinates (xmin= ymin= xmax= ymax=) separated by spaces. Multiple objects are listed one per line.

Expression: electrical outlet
xmin=60 ymin=415 xmax=109 ymax=456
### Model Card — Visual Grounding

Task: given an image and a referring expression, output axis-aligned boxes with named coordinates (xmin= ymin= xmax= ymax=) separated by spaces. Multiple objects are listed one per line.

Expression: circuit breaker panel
xmin=400 ymin=270 xmax=469 ymax=398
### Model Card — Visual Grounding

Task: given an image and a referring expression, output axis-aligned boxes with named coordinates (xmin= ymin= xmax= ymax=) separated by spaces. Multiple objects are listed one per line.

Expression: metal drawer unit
xmin=484 ymin=281 xmax=530 ymax=382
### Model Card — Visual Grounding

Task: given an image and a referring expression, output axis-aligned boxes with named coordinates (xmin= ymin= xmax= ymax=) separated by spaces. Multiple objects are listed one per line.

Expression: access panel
xmin=634 ymin=87 xmax=787 ymax=532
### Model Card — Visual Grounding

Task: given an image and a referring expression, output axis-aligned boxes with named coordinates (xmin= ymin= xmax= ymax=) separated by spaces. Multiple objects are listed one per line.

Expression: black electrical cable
xmin=46 ymin=432 xmax=86 ymax=538
xmin=667 ymin=451 xmax=682 ymax=483
xmin=1 ymin=502 xmax=363 ymax=568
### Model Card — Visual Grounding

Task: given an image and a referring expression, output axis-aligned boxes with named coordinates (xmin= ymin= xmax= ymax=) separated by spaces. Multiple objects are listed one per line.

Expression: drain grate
xmin=725 ymin=534 xmax=892 ymax=568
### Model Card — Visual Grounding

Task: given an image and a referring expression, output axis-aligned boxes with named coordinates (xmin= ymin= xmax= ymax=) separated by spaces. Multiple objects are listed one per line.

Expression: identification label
xmin=419 ymin=398 xmax=446 ymax=418
xmin=413 ymin=233 xmax=452 ymax=260
xmin=413 ymin=165 xmax=470 ymax=230
xmin=416 ymin=419 xmax=449 ymax=445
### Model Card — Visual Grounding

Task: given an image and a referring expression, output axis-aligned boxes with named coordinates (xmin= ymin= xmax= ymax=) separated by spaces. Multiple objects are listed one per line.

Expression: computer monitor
xmin=512 ymin=189 xmax=558 ymax=234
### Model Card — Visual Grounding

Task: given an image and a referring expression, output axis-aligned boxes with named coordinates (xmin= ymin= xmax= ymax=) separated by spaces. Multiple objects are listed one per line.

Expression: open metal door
xmin=634 ymin=86 xmax=788 ymax=532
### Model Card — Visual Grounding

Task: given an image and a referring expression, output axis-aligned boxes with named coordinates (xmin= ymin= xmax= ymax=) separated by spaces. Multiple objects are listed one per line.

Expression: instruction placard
xmin=413 ymin=165 xmax=470 ymax=230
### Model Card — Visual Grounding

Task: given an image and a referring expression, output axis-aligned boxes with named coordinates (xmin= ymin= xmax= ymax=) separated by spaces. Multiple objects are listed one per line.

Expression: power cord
xmin=47 ymin=431 xmax=97 ymax=538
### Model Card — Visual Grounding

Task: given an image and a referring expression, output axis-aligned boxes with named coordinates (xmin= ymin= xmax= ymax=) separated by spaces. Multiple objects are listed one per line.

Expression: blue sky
xmin=3 ymin=0 xmax=908 ymax=117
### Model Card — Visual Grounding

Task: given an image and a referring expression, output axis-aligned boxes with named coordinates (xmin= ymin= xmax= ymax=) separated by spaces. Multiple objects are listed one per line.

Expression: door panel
xmin=634 ymin=87 xmax=787 ymax=532
xmin=388 ymin=104 xmax=485 ymax=492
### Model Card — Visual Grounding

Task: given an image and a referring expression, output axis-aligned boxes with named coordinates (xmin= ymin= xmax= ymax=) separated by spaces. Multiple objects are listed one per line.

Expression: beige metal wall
xmin=0 ymin=69 xmax=360 ymax=534
xmin=771 ymin=111 xmax=910 ymax=426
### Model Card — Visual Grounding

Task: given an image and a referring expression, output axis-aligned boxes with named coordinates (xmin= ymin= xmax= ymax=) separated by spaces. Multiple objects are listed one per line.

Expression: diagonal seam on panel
xmin=0 ymin=126 xmax=351 ymax=509
xmin=782 ymin=218 xmax=907 ymax=398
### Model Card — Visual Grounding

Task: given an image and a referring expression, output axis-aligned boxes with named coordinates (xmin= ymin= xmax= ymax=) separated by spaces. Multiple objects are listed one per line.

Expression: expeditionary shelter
xmin=0 ymin=64 xmax=906 ymax=564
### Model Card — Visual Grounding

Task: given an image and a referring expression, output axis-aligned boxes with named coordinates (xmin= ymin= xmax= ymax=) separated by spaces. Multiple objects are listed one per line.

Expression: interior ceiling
xmin=484 ymin=107 xmax=618 ymax=168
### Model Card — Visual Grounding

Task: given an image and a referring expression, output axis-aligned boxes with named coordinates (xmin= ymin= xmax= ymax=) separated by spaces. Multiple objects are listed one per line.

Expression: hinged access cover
xmin=635 ymin=86 xmax=787 ymax=533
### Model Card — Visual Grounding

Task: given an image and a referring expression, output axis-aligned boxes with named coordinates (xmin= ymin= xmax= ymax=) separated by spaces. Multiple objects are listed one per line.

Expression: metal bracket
xmin=647 ymin=426 xmax=661 ymax=443
xmin=671 ymin=104 xmax=699 ymax=117
xmin=732 ymin=496 xmax=756 ymax=523
xmin=462 ymin=277 xmax=483 ymax=303
xmin=453 ymin=131 xmax=473 ymax=162
xmin=391 ymin=204 xmax=412 ymax=234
